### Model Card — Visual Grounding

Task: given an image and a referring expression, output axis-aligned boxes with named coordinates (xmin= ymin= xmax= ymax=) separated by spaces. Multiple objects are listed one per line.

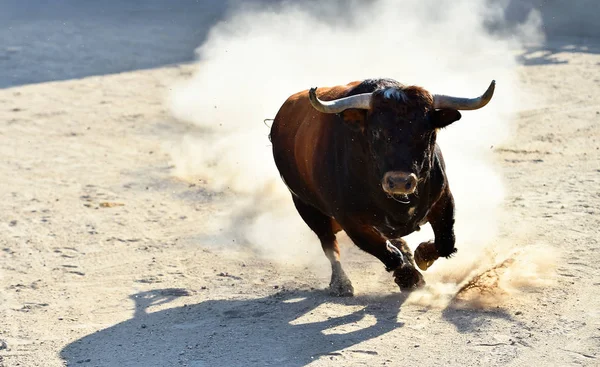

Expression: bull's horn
xmin=433 ymin=80 xmax=495 ymax=110
xmin=308 ymin=87 xmax=372 ymax=113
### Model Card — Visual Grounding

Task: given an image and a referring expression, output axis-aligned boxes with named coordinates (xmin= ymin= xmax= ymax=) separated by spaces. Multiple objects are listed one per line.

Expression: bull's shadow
xmin=60 ymin=288 xmax=406 ymax=366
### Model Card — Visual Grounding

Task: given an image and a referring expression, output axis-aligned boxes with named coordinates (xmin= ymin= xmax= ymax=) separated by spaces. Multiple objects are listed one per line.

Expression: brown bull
xmin=270 ymin=78 xmax=495 ymax=295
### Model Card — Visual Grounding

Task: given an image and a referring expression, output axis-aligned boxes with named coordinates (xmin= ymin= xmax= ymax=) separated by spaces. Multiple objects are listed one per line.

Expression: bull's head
xmin=308 ymin=81 xmax=495 ymax=203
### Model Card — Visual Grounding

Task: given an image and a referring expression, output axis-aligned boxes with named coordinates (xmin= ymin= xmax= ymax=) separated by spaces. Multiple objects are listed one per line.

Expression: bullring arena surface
xmin=1 ymin=3 xmax=599 ymax=367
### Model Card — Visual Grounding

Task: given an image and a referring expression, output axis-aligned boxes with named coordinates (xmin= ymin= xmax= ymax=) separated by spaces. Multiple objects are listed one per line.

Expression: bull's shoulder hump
xmin=350 ymin=78 xmax=403 ymax=94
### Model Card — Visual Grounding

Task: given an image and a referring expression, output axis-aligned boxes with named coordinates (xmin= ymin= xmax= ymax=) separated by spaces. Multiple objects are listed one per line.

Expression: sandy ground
xmin=1 ymin=41 xmax=599 ymax=366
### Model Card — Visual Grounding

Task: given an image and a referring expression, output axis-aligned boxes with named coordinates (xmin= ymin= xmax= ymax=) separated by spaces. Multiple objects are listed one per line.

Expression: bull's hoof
xmin=414 ymin=240 xmax=439 ymax=271
xmin=329 ymin=276 xmax=354 ymax=297
xmin=393 ymin=264 xmax=425 ymax=291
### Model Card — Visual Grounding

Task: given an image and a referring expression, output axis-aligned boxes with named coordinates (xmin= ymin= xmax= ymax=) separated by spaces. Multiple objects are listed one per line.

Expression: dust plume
xmin=405 ymin=243 xmax=558 ymax=309
xmin=167 ymin=0 xmax=554 ymax=302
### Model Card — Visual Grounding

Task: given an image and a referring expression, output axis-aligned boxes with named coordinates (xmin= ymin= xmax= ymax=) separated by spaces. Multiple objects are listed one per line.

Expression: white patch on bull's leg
xmin=329 ymin=261 xmax=354 ymax=297
xmin=385 ymin=240 xmax=405 ymax=263
xmin=387 ymin=239 xmax=418 ymax=266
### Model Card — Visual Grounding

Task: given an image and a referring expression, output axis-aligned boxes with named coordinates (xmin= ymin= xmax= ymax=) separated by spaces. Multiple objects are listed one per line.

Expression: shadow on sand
xmin=60 ymin=288 xmax=407 ymax=366
xmin=0 ymin=0 xmax=232 ymax=89
xmin=60 ymin=287 xmax=521 ymax=366
xmin=0 ymin=0 xmax=290 ymax=88
xmin=518 ymin=38 xmax=600 ymax=66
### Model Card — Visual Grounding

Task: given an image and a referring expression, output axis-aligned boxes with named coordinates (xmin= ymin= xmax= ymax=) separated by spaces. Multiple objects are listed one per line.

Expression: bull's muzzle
xmin=382 ymin=171 xmax=417 ymax=196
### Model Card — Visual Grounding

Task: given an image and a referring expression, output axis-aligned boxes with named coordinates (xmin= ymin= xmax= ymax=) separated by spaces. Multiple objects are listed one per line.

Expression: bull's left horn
xmin=433 ymin=80 xmax=495 ymax=110
xmin=308 ymin=87 xmax=372 ymax=114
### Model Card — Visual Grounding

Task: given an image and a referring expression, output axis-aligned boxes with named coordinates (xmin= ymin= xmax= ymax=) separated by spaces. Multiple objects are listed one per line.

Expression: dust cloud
xmin=167 ymin=0 xmax=554 ymax=304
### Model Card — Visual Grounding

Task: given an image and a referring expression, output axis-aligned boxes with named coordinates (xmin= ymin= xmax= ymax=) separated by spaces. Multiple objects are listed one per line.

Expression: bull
xmin=270 ymin=78 xmax=495 ymax=296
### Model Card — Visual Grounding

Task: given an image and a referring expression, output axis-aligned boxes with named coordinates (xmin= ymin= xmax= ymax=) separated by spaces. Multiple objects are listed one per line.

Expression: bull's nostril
xmin=383 ymin=173 xmax=417 ymax=193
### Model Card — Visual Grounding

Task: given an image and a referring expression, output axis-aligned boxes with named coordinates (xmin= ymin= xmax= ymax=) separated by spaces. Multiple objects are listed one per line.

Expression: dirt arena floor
xmin=1 ymin=3 xmax=599 ymax=367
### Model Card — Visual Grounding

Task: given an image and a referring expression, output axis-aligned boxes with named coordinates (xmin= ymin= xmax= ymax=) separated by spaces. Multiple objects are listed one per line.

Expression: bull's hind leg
xmin=292 ymin=196 xmax=354 ymax=296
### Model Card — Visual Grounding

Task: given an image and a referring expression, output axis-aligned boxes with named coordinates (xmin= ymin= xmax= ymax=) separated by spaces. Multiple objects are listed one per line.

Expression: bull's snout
xmin=382 ymin=171 xmax=417 ymax=195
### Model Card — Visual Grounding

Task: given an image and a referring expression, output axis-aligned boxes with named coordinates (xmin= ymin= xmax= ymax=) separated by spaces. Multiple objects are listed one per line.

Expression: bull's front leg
xmin=414 ymin=187 xmax=456 ymax=271
xmin=344 ymin=225 xmax=424 ymax=290
xmin=386 ymin=238 xmax=426 ymax=290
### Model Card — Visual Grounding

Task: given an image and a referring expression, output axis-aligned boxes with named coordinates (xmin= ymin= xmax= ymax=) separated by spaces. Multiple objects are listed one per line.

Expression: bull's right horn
xmin=433 ymin=80 xmax=496 ymax=110
xmin=308 ymin=87 xmax=372 ymax=114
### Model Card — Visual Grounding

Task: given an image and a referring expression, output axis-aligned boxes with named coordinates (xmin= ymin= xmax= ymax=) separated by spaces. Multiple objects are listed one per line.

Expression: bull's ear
xmin=432 ymin=109 xmax=461 ymax=129
xmin=341 ymin=109 xmax=367 ymax=132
